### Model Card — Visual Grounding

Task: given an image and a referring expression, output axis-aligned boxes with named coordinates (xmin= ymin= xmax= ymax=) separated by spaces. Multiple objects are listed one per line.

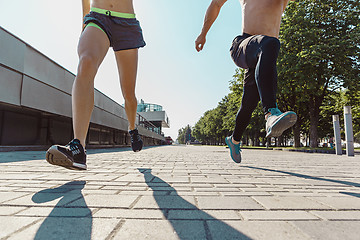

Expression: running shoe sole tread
xmin=266 ymin=112 xmax=297 ymax=138
xmin=46 ymin=146 xmax=87 ymax=170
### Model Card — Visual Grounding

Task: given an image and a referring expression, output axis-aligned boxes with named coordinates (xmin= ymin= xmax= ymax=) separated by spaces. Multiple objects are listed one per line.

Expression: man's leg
xmin=232 ymin=80 xmax=260 ymax=142
xmin=72 ymin=26 xmax=110 ymax=147
xmin=251 ymin=36 xmax=297 ymax=137
xmin=115 ymin=49 xmax=143 ymax=152
xmin=225 ymin=69 xmax=259 ymax=163
xmin=254 ymin=36 xmax=280 ymax=112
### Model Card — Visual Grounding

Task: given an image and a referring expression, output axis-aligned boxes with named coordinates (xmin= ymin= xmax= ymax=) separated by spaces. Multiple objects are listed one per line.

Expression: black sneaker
xmin=46 ymin=139 xmax=87 ymax=170
xmin=129 ymin=129 xmax=143 ymax=152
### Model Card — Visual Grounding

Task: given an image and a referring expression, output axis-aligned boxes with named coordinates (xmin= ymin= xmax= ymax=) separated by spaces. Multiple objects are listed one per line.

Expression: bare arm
xmin=195 ymin=0 xmax=227 ymax=52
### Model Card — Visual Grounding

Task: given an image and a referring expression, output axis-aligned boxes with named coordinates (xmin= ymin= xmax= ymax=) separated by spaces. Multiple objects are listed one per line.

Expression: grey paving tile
xmin=4 ymin=193 xmax=83 ymax=207
xmin=0 ymin=216 xmax=40 ymax=239
xmin=309 ymin=196 xmax=360 ymax=210
xmin=240 ymin=210 xmax=319 ymax=220
xmin=292 ymin=221 xmax=360 ymax=240
xmin=197 ymin=196 xmax=264 ymax=210
xmin=113 ymin=219 xmax=206 ymax=240
xmin=134 ymin=195 xmax=197 ymax=209
xmin=94 ymin=208 xmax=164 ymax=219
xmin=0 ymin=206 xmax=27 ymax=215
xmin=310 ymin=210 xmax=360 ymax=220
xmin=253 ymin=196 xmax=332 ymax=210
xmin=207 ymin=221 xmax=311 ymax=240
xmin=16 ymin=206 xmax=92 ymax=217
xmin=0 ymin=192 xmax=29 ymax=203
xmin=168 ymin=209 xmax=241 ymax=220
xmin=0 ymin=145 xmax=359 ymax=239
xmin=68 ymin=194 xmax=138 ymax=208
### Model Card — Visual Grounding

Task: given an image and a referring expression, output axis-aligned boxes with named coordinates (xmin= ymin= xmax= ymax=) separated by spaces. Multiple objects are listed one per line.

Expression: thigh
xmin=243 ymin=35 xmax=265 ymax=69
xmin=114 ymin=49 xmax=138 ymax=94
xmin=77 ymin=26 xmax=110 ymax=67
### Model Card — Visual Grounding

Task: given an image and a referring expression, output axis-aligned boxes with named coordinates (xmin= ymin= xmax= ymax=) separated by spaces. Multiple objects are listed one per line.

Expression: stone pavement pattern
xmin=0 ymin=145 xmax=359 ymax=240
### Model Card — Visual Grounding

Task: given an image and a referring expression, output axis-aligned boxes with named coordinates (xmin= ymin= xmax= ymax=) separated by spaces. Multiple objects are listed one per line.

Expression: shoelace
xmin=130 ymin=131 xmax=141 ymax=142
xmin=68 ymin=142 xmax=81 ymax=155
xmin=234 ymin=144 xmax=241 ymax=153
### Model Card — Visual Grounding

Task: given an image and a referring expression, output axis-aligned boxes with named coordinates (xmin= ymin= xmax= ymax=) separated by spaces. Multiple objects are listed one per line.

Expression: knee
xmin=123 ymin=92 xmax=137 ymax=104
xmin=261 ymin=37 xmax=280 ymax=54
xmin=77 ymin=55 xmax=99 ymax=78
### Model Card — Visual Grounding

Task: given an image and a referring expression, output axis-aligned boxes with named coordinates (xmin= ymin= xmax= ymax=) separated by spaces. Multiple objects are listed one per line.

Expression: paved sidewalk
xmin=0 ymin=145 xmax=359 ymax=240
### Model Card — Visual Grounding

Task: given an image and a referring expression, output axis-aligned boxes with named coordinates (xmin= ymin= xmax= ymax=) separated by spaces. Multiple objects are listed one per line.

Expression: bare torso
xmin=241 ymin=0 xmax=290 ymax=38
xmin=91 ymin=0 xmax=135 ymax=14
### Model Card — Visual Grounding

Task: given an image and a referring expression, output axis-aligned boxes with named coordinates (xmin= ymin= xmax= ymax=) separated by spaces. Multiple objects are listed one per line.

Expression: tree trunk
xmin=308 ymin=96 xmax=322 ymax=148
xmin=293 ymin=122 xmax=301 ymax=147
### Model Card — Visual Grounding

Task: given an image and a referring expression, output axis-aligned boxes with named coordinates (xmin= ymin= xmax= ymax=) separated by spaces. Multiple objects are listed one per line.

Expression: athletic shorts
xmin=229 ymin=33 xmax=253 ymax=69
xmin=83 ymin=7 xmax=146 ymax=51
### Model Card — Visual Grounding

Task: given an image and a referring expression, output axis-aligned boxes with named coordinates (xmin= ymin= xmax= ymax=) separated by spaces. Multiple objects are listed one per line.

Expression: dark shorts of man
xmin=230 ymin=33 xmax=280 ymax=86
xmin=83 ymin=7 xmax=146 ymax=51
xmin=229 ymin=33 xmax=280 ymax=141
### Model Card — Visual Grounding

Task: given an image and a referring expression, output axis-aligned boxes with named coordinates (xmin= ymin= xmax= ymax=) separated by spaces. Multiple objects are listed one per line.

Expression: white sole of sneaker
xmin=266 ymin=112 xmax=297 ymax=138
xmin=46 ymin=146 xmax=87 ymax=170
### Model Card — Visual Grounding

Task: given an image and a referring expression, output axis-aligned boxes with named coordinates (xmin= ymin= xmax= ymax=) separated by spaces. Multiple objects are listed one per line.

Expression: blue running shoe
xmin=266 ymin=107 xmax=297 ymax=138
xmin=225 ymin=136 xmax=241 ymax=163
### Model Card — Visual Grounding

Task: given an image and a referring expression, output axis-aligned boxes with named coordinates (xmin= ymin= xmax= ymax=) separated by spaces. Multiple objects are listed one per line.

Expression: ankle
xmin=231 ymin=137 xmax=240 ymax=145
xmin=265 ymin=112 xmax=271 ymax=120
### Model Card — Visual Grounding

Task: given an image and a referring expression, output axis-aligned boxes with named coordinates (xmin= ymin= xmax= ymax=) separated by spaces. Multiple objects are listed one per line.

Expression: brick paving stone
xmin=3 ymin=193 xmax=83 ymax=207
xmin=308 ymin=196 xmax=360 ymax=210
xmin=113 ymin=219 xmax=206 ymax=240
xmin=0 ymin=145 xmax=359 ymax=239
xmin=168 ymin=210 xmax=241 ymax=220
xmin=134 ymin=195 xmax=197 ymax=209
xmin=15 ymin=206 xmax=92 ymax=217
xmin=7 ymin=217 xmax=120 ymax=240
xmin=0 ymin=216 xmax=40 ymax=239
xmin=291 ymin=221 xmax=360 ymax=240
xmin=310 ymin=210 xmax=360 ymax=220
xmin=68 ymin=194 xmax=138 ymax=208
xmin=0 ymin=192 xmax=29 ymax=203
xmin=197 ymin=196 xmax=264 ymax=210
xmin=239 ymin=210 xmax=319 ymax=220
xmin=253 ymin=196 xmax=332 ymax=210
xmin=207 ymin=221 xmax=311 ymax=240
xmin=94 ymin=209 xmax=164 ymax=219
xmin=0 ymin=206 xmax=27 ymax=215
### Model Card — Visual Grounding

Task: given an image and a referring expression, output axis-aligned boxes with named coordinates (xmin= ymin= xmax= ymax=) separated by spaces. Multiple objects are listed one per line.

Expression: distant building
xmin=0 ymin=27 xmax=165 ymax=148
xmin=136 ymin=99 xmax=170 ymax=136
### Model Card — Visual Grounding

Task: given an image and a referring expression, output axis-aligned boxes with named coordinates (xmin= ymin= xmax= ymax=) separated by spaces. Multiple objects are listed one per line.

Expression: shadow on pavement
xmin=138 ymin=168 xmax=251 ymax=240
xmin=32 ymin=181 xmax=92 ymax=240
xmin=245 ymin=166 xmax=360 ymax=188
xmin=339 ymin=192 xmax=360 ymax=198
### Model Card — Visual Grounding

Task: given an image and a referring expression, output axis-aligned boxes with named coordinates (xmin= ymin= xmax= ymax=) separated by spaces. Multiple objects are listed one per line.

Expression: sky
xmin=0 ymin=0 xmax=243 ymax=141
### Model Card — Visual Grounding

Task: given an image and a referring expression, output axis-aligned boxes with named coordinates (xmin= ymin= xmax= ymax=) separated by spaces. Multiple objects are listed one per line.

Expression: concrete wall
xmin=0 ymin=26 xmax=165 ymax=146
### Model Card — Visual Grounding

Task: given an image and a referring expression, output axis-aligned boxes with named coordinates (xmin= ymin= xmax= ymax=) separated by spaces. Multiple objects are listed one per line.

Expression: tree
xmin=177 ymin=125 xmax=192 ymax=144
xmin=278 ymin=0 xmax=360 ymax=147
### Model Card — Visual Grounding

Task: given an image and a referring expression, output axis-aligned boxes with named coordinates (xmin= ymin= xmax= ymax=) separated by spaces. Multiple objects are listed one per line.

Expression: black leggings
xmin=230 ymin=33 xmax=280 ymax=142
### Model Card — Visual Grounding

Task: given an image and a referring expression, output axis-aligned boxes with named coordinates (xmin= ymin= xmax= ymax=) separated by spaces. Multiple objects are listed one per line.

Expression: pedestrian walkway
xmin=0 ymin=145 xmax=359 ymax=240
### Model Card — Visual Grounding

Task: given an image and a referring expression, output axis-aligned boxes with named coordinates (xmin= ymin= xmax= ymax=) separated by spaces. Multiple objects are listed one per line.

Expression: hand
xmin=195 ymin=34 xmax=206 ymax=52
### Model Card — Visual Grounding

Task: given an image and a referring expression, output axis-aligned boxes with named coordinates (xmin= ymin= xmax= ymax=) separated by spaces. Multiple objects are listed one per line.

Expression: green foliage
xmin=178 ymin=0 xmax=360 ymax=146
xmin=177 ymin=125 xmax=192 ymax=144
xmin=278 ymin=0 xmax=360 ymax=147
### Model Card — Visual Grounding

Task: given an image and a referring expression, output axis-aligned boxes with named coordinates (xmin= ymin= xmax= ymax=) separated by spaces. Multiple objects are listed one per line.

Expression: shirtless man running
xmin=196 ymin=0 xmax=297 ymax=163
xmin=46 ymin=0 xmax=145 ymax=170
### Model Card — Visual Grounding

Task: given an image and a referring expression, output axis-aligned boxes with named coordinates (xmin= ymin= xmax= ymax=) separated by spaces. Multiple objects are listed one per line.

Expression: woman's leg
xmin=72 ymin=26 xmax=110 ymax=147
